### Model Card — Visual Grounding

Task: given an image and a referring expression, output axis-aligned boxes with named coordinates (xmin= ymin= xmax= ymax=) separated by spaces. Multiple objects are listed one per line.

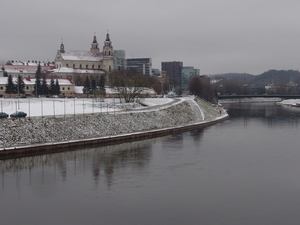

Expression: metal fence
xmin=0 ymin=97 xmax=140 ymax=118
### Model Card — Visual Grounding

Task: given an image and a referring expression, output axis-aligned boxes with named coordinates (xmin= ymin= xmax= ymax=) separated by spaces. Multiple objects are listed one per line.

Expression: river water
xmin=1 ymin=102 xmax=300 ymax=225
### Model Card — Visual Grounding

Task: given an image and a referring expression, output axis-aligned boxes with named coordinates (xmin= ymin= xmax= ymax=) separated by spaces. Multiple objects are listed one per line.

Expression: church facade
xmin=54 ymin=33 xmax=114 ymax=74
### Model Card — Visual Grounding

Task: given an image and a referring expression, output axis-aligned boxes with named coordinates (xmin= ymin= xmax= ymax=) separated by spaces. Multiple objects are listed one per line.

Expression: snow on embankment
xmin=194 ymin=97 xmax=221 ymax=120
xmin=0 ymin=100 xmax=193 ymax=148
xmin=276 ymin=99 xmax=300 ymax=107
xmin=0 ymin=98 xmax=225 ymax=149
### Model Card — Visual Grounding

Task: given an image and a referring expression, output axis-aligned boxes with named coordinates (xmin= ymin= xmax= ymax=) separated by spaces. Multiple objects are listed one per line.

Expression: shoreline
xmin=0 ymin=97 xmax=228 ymax=159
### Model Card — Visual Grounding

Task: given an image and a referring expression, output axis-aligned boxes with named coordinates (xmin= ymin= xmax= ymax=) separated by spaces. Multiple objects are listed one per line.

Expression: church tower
xmin=102 ymin=32 xmax=114 ymax=72
xmin=90 ymin=34 xmax=100 ymax=53
xmin=60 ymin=40 xmax=65 ymax=53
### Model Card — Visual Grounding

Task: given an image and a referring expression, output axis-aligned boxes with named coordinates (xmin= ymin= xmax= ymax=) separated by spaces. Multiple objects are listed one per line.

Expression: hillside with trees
xmin=209 ymin=70 xmax=300 ymax=95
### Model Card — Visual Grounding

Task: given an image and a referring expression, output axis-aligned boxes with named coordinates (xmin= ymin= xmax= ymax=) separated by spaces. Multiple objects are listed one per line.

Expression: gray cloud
xmin=1 ymin=0 xmax=300 ymax=75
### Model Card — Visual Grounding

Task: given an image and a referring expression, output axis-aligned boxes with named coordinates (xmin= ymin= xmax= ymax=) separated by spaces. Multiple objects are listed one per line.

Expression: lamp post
xmin=17 ymin=79 xmax=20 ymax=109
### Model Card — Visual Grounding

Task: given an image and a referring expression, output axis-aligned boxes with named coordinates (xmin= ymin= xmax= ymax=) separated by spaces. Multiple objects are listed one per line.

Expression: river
xmin=1 ymin=102 xmax=300 ymax=225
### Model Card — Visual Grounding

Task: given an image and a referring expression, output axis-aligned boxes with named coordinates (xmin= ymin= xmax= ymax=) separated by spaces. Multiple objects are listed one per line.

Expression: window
xmin=73 ymin=64 xmax=75 ymax=68
xmin=109 ymin=51 xmax=110 ymax=55
xmin=80 ymin=64 xmax=82 ymax=69
xmin=26 ymin=86 xmax=29 ymax=90
xmin=62 ymin=87 xmax=65 ymax=90
xmin=86 ymin=65 xmax=88 ymax=69
xmin=92 ymin=65 xmax=94 ymax=69
xmin=98 ymin=65 xmax=100 ymax=69
xmin=66 ymin=64 xmax=68 ymax=67
xmin=68 ymin=87 xmax=70 ymax=90
xmin=0 ymin=87 xmax=2 ymax=90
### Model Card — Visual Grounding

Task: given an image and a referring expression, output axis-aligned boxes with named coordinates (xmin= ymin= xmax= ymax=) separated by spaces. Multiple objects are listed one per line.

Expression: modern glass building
xmin=181 ymin=66 xmax=200 ymax=91
xmin=113 ymin=50 xmax=127 ymax=71
xmin=152 ymin=68 xmax=161 ymax=77
xmin=126 ymin=58 xmax=152 ymax=75
xmin=161 ymin=61 xmax=183 ymax=89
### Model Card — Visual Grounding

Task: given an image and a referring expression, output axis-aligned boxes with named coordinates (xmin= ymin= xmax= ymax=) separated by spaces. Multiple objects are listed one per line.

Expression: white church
xmin=52 ymin=33 xmax=114 ymax=78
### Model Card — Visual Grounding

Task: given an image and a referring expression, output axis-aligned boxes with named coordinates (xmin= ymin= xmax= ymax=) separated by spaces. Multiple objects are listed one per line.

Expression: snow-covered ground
xmin=276 ymin=99 xmax=300 ymax=107
xmin=0 ymin=97 xmax=175 ymax=117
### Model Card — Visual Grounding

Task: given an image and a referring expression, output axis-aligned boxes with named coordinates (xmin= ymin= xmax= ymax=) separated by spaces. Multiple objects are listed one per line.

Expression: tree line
xmin=5 ymin=63 xmax=61 ymax=97
xmin=210 ymin=70 xmax=300 ymax=95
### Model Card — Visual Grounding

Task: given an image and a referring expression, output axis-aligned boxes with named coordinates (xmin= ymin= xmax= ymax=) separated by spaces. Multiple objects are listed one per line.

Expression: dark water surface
xmin=1 ymin=102 xmax=300 ymax=225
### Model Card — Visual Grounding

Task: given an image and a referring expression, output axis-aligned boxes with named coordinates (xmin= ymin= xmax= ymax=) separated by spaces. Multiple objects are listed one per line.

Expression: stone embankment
xmin=0 ymin=97 xmax=228 ymax=158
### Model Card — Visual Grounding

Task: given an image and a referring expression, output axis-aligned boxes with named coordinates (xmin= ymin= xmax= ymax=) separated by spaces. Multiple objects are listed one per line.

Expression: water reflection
xmin=0 ymin=139 xmax=156 ymax=190
xmin=2 ymin=102 xmax=300 ymax=225
xmin=225 ymin=102 xmax=300 ymax=128
xmin=190 ymin=128 xmax=204 ymax=141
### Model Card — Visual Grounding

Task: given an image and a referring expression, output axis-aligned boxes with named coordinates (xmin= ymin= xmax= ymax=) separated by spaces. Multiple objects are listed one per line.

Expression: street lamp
xmin=17 ymin=76 xmax=20 ymax=109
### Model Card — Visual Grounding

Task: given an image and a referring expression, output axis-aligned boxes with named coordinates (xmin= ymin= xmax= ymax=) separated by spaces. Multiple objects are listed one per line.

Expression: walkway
xmin=186 ymin=98 xmax=205 ymax=122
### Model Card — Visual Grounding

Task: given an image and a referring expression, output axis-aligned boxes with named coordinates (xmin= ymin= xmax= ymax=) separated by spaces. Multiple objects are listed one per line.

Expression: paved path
xmin=186 ymin=98 xmax=205 ymax=122
xmin=139 ymin=97 xmax=205 ymax=122
xmin=129 ymin=98 xmax=181 ymax=112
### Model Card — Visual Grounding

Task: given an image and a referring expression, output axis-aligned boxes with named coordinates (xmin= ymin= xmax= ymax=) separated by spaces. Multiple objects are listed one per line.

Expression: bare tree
xmin=110 ymin=70 xmax=150 ymax=103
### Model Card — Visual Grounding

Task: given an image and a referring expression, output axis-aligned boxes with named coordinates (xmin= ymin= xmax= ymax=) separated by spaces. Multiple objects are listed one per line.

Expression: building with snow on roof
xmin=0 ymin=77 xmax=74 ymax=97
xmin=1 ymin=61 xmax=55 ymax=78
xmin=53 ymin=33 xmax=114 ymax=79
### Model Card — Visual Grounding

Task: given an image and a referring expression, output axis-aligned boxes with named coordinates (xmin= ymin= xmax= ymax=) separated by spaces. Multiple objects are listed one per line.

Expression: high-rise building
xmin=113 ymin=50 xmax=127 ymax=71
xmin=181 ymin=66 xmax=200 ymax=91
xmin=126 ymin=58 xmax=152 ymax=75
xmin=161 ymin=61 xmax=183 ymax=89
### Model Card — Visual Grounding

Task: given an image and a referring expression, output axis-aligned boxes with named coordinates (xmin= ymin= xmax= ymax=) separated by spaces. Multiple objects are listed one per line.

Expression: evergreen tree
xmin=41 ymin=74 xmax=49 ymax=96
xmin=99 ymin=74 xmax=105 ymax=90
xmin=16 ymin=74 xmax=25 ymax=95
xmin=91 ymin=79 xmax=97 ymax=92
xmin=55 ymin=79 xmax=61 ymax=95
xmin=34 ymin=63 xmax=42 ymax=97
xmin=49 ymin=78 xmax=55 ymax=96
xmin=83 ymin=76 xmax=91 ymax=94
xmin=5 ymin=74 xmax=16 ymax=96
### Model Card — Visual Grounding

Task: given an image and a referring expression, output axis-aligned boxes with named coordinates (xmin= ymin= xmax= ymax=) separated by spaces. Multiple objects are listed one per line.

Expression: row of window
xmin=65 ymin=64 xmax=101 ymax=69
xmin=0 ymin=86 xmax=71 ymax=91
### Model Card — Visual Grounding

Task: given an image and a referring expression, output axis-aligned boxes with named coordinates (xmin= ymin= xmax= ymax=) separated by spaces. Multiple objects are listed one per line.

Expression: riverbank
xmin=276 ymin=99 xmax=300 ymax=107
xmin=0 ymin=97 xmax=228 ymax=159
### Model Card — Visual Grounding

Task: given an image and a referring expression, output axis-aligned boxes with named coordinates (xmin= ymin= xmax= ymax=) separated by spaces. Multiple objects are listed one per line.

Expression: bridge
xmin=218 ymin=94 xmax=300 ymax=100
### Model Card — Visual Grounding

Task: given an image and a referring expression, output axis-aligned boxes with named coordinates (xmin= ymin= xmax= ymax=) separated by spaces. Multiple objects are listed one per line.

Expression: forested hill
xmin=209 ymin=70 xmax=300 ymax=84
xmin=253 ymin=70 xmax=300 ymax=84
xmin=210 ymin=73 xmax=255 ymax=83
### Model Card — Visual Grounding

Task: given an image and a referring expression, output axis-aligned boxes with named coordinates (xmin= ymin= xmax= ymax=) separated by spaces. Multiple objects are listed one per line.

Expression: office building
xmin=161 ymin=61 xmax=183 ymax=89
xmin=126 ymin=58 xmax=152 ymax=75
xmin=113 ymin=50 xmax=127 ymax=71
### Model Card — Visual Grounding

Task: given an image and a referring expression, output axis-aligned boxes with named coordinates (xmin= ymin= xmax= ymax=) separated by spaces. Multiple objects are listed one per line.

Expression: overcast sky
xmin=1 ymin=0 xmax=300 ymax=75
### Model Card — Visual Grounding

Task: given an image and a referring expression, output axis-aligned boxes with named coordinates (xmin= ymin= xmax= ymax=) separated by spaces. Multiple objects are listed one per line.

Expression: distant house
xmin=1 ymin=61 xmax=55 ymax=78
xmin=0 ymin=77 xmax=74 ymax=97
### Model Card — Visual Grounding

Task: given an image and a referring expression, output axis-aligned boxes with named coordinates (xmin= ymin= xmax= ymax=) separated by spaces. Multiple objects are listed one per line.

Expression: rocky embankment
xmin=0 ymin=100 xmax=192 ymax=148
xmin=0 ymin=98 xmax=224 ymax=149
